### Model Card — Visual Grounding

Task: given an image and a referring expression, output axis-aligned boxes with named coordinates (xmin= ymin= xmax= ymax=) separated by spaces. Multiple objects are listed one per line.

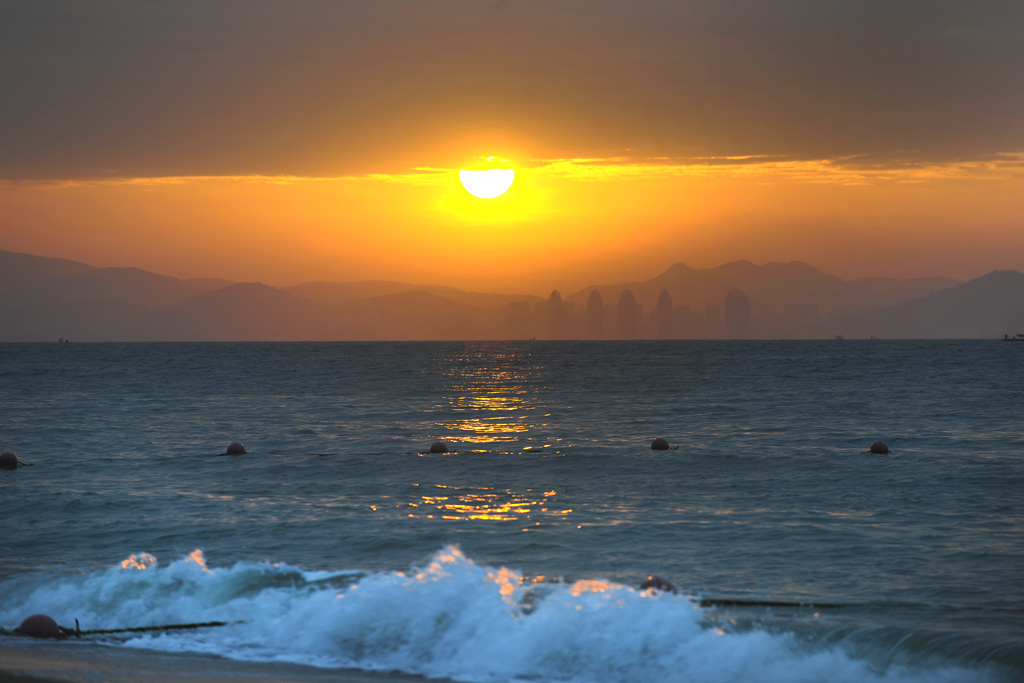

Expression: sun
xmin=459 ymin=157 xmax=515 ymax=199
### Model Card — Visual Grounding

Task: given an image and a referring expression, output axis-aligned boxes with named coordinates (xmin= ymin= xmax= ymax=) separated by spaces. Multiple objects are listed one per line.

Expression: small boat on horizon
xmin=1002 ymin=334 xmax=1024 ymax=342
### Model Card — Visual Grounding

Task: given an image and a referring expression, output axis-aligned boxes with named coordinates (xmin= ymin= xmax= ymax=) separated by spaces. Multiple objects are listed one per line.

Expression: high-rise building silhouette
xmin=547 ymin=289 xmax=564 ymax=339
xmin=705 ymin=304 xmax=722 ymax=338
xmin=586 ymin=289 xmax=604 ymax=339
xmin=675 ymin=305 xmax=704 ymax=338
xmin=618 ymin=289 xmax=637 ymax=339
xmin=724 ymin=289 xmax=751 ymax=338
xmin=655 ymin=289 xmax=673 ymax=338
xmin=503 ymin=301 xmax=532 ymax=339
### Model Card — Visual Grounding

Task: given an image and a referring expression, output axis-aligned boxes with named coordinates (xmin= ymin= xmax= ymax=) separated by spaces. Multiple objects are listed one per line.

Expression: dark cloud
xmin=2 ymin=0 xmax=1022 ymax=179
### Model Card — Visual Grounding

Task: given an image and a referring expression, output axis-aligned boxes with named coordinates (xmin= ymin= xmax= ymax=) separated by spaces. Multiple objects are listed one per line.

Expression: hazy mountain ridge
xmin=849 ymin=270 xmax=1024 ymax=339
xmin=285 ymin=280 xmax=542 ymax=312
xmin=150 ymin=283 xmax=327 ymax=341
xmin=0 ymin=251 xmax=232 ymax=308
xmin=1 ymin=249 xmax=1018 ymax=341
xmin=0 ymin=250 xmax=98 ymax=291
xmin=569 ymin=259 xmax=960 ymax=316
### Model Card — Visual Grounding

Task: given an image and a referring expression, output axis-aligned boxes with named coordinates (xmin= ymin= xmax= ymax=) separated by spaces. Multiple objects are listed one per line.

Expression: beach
xmin=0 ymin=640 xmax=454 ymax=683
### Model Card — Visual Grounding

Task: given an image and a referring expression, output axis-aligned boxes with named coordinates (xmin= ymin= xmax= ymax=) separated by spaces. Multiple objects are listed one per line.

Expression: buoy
xmin=869 ymin=441 xmax=889 ymax=454
xmin=650 ymin=438 xmax=670 ymax=450
xmin=640 ymin=576 xmax=675 ymax=593
xmin=16 ymin=614 xmax=62 ymax=638
xmin=225 ymin=442 xmax=247 ymax=455
xmin=429 ymin=441 xmax=449 ymax=453
xmin=0 ymin=451 xmax=17 ymax=470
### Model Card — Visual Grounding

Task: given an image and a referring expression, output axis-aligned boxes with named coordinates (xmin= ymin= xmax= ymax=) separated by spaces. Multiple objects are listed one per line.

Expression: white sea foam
xmin=0 ymin=547 xmax=994 ymax=683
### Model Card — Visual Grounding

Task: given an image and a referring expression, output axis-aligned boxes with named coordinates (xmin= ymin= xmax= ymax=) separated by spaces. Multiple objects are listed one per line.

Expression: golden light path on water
xmin=373 ymin=346 xmax=576 ymax=528
xmin=437 ymin=370 xmax=532 ymax=444
xmin=406 ymin=484 xmax=572 ymax=522
xmin=431 ymin=346 xmax=563 ymax=449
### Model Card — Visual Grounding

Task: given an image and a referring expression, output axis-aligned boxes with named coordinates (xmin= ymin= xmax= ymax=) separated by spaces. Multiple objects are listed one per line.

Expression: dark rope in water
xmin=1 ymin=620 xmax=233 ymax=639
xmin=59 ymin=620 xmax=233 ymax=636
xmin=698 ymin=598 xmax=846 ymax=609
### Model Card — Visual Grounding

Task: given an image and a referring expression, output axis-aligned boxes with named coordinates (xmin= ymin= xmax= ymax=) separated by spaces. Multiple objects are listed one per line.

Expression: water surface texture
xmin=1 ymin=341 xmax=1022 ymax=682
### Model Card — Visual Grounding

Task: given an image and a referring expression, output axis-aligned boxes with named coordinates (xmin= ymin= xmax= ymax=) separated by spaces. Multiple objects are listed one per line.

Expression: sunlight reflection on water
xmin=433 ymin=347 xmax=551 ymax=448
xmin=405 ymin=483 xmax=571 ymax=522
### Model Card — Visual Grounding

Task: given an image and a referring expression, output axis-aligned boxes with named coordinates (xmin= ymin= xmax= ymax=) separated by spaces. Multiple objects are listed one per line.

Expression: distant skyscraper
xmin=655 ymin=289 xmax=673 ymax=338
xmin=705 ymin=305 xmax=722 ymax=338
xmin=675 ymin=305 xmax=704 ymax=339
xmin=504 ymin=301 xmax=532 ymax=339
xmin=618 ymin=289 xmax=637 ymax=339
xmin=724 ymin=289 xmax=752 ymax=338
xmin=586 ymin=289 xmax=604 ymax=339
xmin=547 ymin=289 xmax=564 ymax=339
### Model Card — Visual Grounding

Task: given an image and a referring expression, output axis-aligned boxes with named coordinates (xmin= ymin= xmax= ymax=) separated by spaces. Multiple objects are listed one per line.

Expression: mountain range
xmin=568 ymin=260 xmax=960 ymax=323
xmin=1 ymin=249 xmax=1021 ymax=341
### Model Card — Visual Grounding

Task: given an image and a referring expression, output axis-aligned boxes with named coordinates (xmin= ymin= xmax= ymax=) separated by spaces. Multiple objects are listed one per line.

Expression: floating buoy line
xmin=1 ymin=613 xmax=234 ymax=640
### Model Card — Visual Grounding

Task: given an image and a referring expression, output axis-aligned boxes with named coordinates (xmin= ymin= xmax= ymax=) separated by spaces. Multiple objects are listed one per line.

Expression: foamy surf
xmin=0 ymin=546 xmax=1000 ymax=683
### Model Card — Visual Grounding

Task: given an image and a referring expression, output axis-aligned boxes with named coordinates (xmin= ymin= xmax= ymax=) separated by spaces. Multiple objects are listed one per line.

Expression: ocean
xmin=1 ymin=340 xmax=1021 ymax=682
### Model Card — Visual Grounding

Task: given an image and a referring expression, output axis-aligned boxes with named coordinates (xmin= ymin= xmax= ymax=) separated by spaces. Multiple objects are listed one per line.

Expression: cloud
xmin=1 ymin=1 xmax=1021 ymax=180
xmin=529 ymin=152 xmax=1024 ymax=186
xmin=6 ymin=150 xmax=1022 ymax=196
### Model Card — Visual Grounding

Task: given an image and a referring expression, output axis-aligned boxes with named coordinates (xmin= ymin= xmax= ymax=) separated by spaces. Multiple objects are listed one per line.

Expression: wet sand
xmin=0 ymin=640 xmax=456 ymax=683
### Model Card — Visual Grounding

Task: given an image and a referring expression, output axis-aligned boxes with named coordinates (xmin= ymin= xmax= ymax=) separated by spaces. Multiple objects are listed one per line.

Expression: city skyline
xmin=3 ymin=247 xmax=1018 ymax=341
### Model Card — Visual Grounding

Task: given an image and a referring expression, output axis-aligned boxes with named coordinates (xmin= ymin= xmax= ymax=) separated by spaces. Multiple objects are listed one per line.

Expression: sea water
xmin=1 ymin=341 xmax=1021 ymax=682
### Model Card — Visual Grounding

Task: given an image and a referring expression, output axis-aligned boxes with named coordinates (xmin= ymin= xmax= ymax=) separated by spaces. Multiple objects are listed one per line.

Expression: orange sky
xmin=2 ymin=2 xmax=1022 ymax=296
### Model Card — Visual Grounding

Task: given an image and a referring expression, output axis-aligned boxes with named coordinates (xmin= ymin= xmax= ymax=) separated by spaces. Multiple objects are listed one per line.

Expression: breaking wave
xmin=0 ymin=546 xmax=1009 ymax=682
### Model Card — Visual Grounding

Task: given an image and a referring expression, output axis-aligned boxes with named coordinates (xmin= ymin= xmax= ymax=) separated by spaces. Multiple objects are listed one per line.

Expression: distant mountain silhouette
xmin=3 ymin=298 xmax=153 ymax=342
xmin=0 ymin=250 xmax=96 ymax=292
xmin=1 ymin=249 xmax=1018 ymax=340
xmin=332 ymin=289 xmax=488 ymax=340
xmin=849 ymin=270 xmax=1024 ymax=338
xmin=570 ymin=260 xmax=958 ymax=318
xmin=152 ymin=283 xmax=327 ymax=341
xmin=0 ymin=250 xmax=230 ymax=309
xmin=285 ymin=280 xmax=431 ymax=307
xmin=0 ymin=250 xmax=522 ymax=341
xmin=286 ymin=281 xmax=539 ymax=312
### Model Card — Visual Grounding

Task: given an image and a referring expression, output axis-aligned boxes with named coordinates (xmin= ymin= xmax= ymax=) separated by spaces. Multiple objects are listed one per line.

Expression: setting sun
xmin=459 ymin=158 xmax=515 ymax=198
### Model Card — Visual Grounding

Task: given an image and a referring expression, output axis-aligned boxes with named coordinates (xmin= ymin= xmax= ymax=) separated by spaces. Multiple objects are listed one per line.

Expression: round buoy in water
xmin=16 ymin=614 xmax=62 ymax=638
xmin=640 ymin=576 xmax=675 ymax=593
xmin=869 ymin=441 xmax=889 ymax=454
xmin=225 ymin=442 xmax=247 ymax=455
xmin=650 ymin=438 xmax=670 ymax=450
xmin=429 ymin=441 xmax=449 ymax=453
xmin=0 ymin=451 xmax=17 ymax=470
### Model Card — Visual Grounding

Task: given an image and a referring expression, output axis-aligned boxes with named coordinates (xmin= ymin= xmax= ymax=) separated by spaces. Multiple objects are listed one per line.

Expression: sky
xmin=2 ymin=0 xmax=1022 ymax=295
